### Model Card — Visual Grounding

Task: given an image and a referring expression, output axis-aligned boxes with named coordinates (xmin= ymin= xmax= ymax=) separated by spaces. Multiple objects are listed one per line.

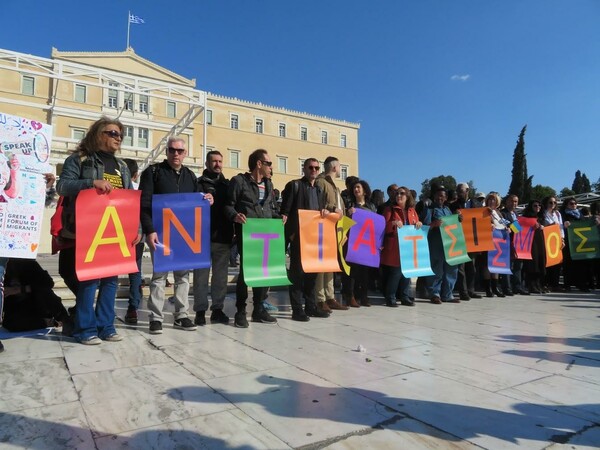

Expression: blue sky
xmin=2 ymin=0 xmax=598 ymax=196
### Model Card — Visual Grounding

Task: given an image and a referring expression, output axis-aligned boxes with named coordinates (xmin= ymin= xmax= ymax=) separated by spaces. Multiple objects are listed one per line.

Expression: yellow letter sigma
xmin=85 ymin=206 xmax=131 ymax=262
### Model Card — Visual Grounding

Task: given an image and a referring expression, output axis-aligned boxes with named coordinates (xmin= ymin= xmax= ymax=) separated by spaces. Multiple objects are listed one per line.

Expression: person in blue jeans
xmin=423 ymin=186 xmax=460 ymax=304
xmin=57 ymin=117 xmax=141 ymax=345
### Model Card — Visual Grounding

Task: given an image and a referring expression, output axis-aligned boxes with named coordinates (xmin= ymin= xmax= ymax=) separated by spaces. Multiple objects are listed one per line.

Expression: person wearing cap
xmin=423 ymin=186 xmax=460 ymax=304
xmin=473 ymin=192 xmax=486 ymax=208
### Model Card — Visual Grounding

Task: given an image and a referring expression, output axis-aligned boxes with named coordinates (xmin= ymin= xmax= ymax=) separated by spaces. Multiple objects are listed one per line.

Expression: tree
xmin=420 ymin=175 xmax=457 ymax=200
xmin=592 ymin=177 xmax=600 ymax=193
xmin=572 ymin=170 xmax=584 ymax=194
xmin=559 ymin=187 xmax=575 ymax=198
xmin=530 ymin=184 xmax=556 ymax=201
xmin=507 ymin=125 xmax=533 ymax=202
xmin=582 ymin=173 xmax=591 ymax=193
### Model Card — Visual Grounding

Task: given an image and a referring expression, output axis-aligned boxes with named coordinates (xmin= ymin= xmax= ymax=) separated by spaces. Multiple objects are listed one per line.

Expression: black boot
xmin=484 ymin=279 xmax=493 ymax=297
xmin=491 ymin=279 xmax=505 ymax=297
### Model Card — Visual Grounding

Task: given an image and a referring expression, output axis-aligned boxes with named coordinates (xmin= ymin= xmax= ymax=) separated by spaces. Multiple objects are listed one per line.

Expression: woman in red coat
xmin=381 ymin=187 xmax=422 ymax=307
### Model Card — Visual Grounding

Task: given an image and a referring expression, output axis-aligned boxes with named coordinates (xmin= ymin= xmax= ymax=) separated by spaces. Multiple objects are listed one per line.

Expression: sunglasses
xmin=103 ymin=130 xmax=123 ymax=139
xmin=397 ymin=191 xmax=407 ymax=195
xmin=307 ymin=166 xmax=320 ymax=171
xmin=167 ymin=147 xmax=185 ymax=155
xmin=260 ymin=160 xmax=273 ymax=167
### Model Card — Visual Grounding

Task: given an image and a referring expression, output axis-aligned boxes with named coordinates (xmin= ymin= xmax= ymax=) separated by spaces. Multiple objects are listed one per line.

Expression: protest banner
xmin=152 ymin=193 xmax=211 ymax=272
xmin=488 ymin=228 xmax=512 ymax=274
xmin=513 ymin=217 xmax=538 ymax=260
xmin=543 ymin=223 xmax=563 ymax=267
xmin=345 ymin=209 xmax=385 ymax=268
xmin=397 ymin=225 xmax=434 ymax=277
xmin=567 ymin=219 xmax=600 ymax=260
xmin=0 ymin=113 xmax=52 ymax=258
xmin=460 ymin=208 xmax=494 ymax=252
xmin=336 ymin=215 xmax=355 ymax=275
xmin=439 ymin=214 xmax=471 ymax=266
xmin=242 ymin=218 xmax=290 ymax=287
xmin=298 ymin=209 xmax=341 ymax=273
xmin=75 ymin=189 xmax=140 ymax=281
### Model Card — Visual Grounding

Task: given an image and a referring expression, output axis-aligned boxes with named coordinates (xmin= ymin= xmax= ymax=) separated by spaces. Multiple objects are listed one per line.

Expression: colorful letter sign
xmin=0 ymin=113 xmax=52 ymax=258
xmin=346 ymin=209 xmax=385 ymax=268
xmin=397 ymin=225 xmax=434 ymax=277
xmin=543 ymin=224 xmax=563 ymax=267
xmin=336 ymin=215 xmax=356 ymax=275
xmin=567 ymin=219 xmax=600 ymax=260
xmin=440 ymin=215 xmax=471 ymax=266
xmin=298 ymin=209 xmax=341 ymax=273
xmin=152 ymin=193 xmax=211 ymax=272
xmin=513 ymin=217 xmax=538 ymax=260
xmin=242 ymin=218 xmax=290 ymax=287
xmin=488 ymin=228 xmax=511 ymax=274
xmin=75 ymin=189 xmax=140 ymax=281
xmin=460 ymin=208 xmax=494 ymax=252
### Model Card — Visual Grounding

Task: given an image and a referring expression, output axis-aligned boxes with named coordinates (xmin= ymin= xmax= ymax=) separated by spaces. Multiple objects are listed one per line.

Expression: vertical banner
xmin=242 ymin=218 xmax=290 ymax=287
xmin=397 ymin=225 xmax=434 ymax=277
xmin=345 ymin=209 xmax=385 ymax=268
xmin=488 ymin=228 xmax=512 ymax=274
xmin=543 ymin=224 xmax=563 ymax=267
xmin=298 ymin=209 xmax=341 ymax=273
xmin=513 ymin=217 xmax=538 ymax=260
xmin=75 ymin=189 xmax=140 ymax=281
xmin=336 ymin=215 xmax=356 ymax=275
xmin=567 ymin=219 xmax=600 ymax=260
xmin=152 ymin=193 xmax=211 ymax=272
xmin=460 ymin=208 xmax=494 ymax=252
xmin=439 ymin=215 xmax=471 ymax=266
xmin=0 ymin=113 xmax=52 ymax=258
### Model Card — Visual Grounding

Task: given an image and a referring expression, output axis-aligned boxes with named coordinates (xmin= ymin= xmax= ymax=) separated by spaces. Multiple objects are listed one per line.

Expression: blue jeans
xmin=73 ymin=276 xmax=118 ymax=341
xmin=427 ymin=243 xmax=458 ymax=301
xmin=0 ymin=257 xmax=7 ymax=324
xmin=384 ymin=265 xmax=411 ymax=302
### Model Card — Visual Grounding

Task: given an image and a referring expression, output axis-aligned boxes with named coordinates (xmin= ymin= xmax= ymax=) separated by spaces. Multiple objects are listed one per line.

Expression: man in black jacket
xmin=192 ymin=150 xmax=232 ymax=325
xmin=225 ymin=149 xmax=278 ymax=328
xmin=139 ymin=137 xmax=213 ymax=335
xmin=280 ymin=158 xmax=332 ymax=321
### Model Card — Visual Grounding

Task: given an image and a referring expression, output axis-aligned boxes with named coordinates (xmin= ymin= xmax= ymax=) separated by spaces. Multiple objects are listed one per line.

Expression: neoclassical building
xmin=0 ymin=47 xmax=360 ymax=191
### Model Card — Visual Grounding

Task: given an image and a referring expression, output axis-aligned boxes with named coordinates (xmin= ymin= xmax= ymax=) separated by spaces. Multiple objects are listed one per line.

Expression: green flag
xmin=439 ymin=214 xmax=471 ymax=266
xmin=567 ymin=219 xmax=600 ymax=260
xmin=242 ymin=218 xmax=291 ymax=287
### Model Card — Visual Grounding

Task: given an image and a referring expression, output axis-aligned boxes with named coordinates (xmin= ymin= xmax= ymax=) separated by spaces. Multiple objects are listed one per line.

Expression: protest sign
xmin=242 ymin=218 xmax=290 ymax=287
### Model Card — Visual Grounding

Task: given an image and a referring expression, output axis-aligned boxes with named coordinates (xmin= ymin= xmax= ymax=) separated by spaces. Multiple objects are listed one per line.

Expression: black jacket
xmin=198 ymin=169 xmax=234 ymax=244
xmin=225 ymin=173 xmax=274 ymax=221
xmin=139 ymin=160 xmax=199 ymax=235
xmin=280 ymin=177 xmax=325 ymax=242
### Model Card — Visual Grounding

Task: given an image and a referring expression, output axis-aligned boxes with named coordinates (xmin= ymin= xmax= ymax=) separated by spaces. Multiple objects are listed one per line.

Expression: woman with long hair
xmin=540 ymin=196 xmax=564 ymax=292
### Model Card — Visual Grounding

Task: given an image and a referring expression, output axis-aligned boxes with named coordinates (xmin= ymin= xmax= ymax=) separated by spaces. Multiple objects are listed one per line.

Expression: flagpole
xmin=126 ymin=10 xmax=131 ymax=49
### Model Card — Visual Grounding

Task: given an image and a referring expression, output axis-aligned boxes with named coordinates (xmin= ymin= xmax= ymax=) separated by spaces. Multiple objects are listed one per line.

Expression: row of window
xmin=218 ymin=149 xmax=348 ymax=179
xmin=207 ymin=110 xmax=347 ymax=147
xmin=72 ymin=126 xmax=149 ymax=148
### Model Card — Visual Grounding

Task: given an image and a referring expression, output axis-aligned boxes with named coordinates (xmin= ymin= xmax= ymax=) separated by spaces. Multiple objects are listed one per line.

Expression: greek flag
xmin=129 ymin=14 xmax=145 ymax=24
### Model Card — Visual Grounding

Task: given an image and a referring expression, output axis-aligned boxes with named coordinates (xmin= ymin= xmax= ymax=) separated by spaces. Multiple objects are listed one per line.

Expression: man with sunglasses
xmin=280 ymin=158 xmax=332 ymax=321
xmin=139 ymin=137 xmax=213 ymax=335
xmin=225 ymin=149 xmax=278 ymax=328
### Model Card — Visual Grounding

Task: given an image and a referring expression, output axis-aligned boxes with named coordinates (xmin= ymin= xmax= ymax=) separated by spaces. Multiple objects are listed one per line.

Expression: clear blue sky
xmin=2 ymin=0 xmax=598 ymax=196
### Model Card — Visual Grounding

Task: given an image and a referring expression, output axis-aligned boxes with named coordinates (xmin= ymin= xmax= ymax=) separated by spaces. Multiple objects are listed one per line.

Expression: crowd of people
xmin=1 ymin=116 xmax=599 ymax=351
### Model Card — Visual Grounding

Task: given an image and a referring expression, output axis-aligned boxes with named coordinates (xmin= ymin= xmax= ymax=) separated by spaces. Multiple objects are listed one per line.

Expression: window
xmin=22 ymin=76 xmax=35 ymax=95
xmin=124 ymin=94 xmax=133 ymax=111
xmin=299 ymin=159 xmax=305 ymax=175
xmin=123 ymin=126 xmax=134 ymax=146
xmin=340 ymin=134 xmax=347 ymax=148
xmin=321 ymin=130 xmax=328 ymax=144
xmin=139 ymin=95 xmax=149 ymax=113
xmin=278 ymin=157 xmax=287 ymax=174
xmin=230 ymin=150 xmax=240 ymax=169
xmin=206 ymin=109 xmax=213 ymax=125
xmin=255 ymin=118 xmax=263 ymax=133
xmin=166 ymin=101 xmax=176 ymax=118
xmin=72 ymin=129 xmax=86 ymax=141
xmin=300 ymin=126 xmax=307 ymax=141
xmin=74 ymin=84 xmax=86 ymax=103
xmin=340 ymin=165 xmax=348 ymax=180
xmin=138 ymin=128 xmax=149 ymax=148
xmin=279 ymin=123 xmax=286 ymax=138
xmin=108 ymin=83 xmax=118 ymax=108
xmin=230 ymin=114 xmax=239 ymax=130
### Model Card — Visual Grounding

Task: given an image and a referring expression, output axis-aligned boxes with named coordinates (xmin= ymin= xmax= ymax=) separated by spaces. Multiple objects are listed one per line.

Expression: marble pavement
xmin=1 ymin=287 xmax=599 ymax=449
